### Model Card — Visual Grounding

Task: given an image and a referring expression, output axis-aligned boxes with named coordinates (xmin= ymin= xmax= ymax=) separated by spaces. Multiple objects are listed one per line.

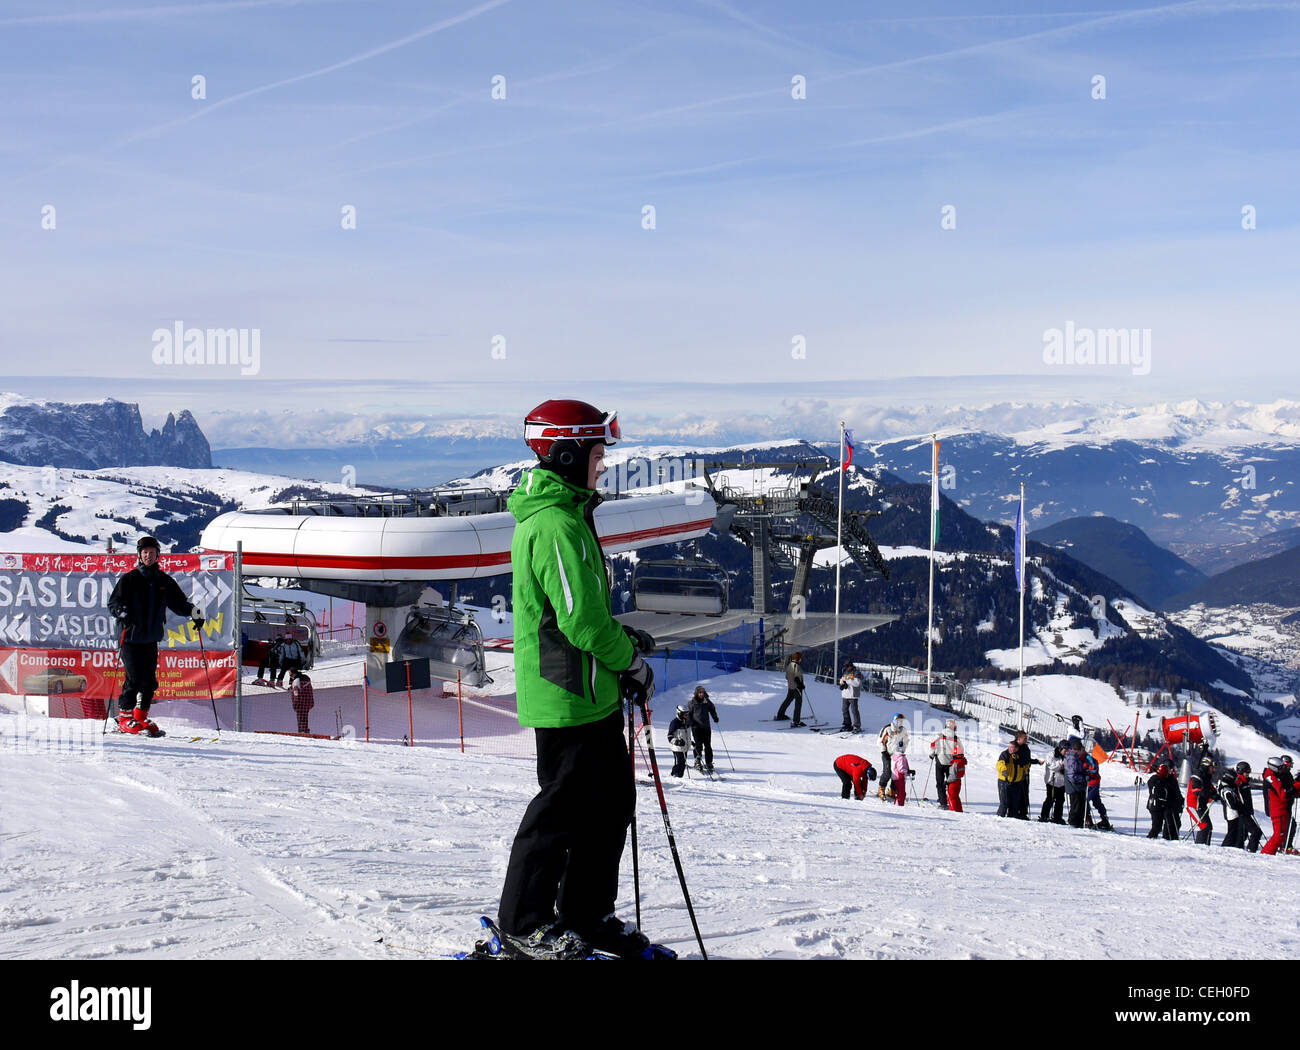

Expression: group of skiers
xmin=1146 ymin=753 xmax=1299 ymax=855
xmin=667 ymin=686 xmax=721 ymax=776
xmin=1020 ymin=735 xmax=1113 ymax=829
xmin=834 ymin=713 xmax=968 ymax=810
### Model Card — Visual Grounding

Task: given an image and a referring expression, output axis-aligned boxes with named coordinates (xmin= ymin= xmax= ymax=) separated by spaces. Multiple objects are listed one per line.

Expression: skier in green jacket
xmin=496 ymin=398 xmax=657 ymax=959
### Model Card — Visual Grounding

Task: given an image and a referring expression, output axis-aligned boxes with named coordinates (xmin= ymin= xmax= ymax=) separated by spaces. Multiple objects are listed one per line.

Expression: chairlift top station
xmin=198 ymin=452 xmax=896 ymax=678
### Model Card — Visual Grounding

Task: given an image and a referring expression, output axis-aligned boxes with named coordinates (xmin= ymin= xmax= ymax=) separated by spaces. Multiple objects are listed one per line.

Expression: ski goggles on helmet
xmin=523 ymin=411 xmax=620 ymax=447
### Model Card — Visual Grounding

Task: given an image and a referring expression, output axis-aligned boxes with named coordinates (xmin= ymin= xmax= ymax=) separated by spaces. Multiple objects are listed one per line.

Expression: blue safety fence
xmin=642 ymin=618 xmax=777 ymax=693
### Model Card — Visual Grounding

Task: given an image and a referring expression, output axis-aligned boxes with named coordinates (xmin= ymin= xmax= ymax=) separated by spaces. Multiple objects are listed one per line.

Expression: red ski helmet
xmin=524 ymin=400 xmax=619 ymax=461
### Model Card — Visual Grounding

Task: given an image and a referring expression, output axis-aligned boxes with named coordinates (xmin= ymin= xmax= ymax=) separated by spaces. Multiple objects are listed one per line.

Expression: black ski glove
xmin=192 ymin=615 xmax=206 ymax=630
xmin=619 ymin=654 xmax=655 ymax=704
xmin=622 ymin=625 xmax=656 ymax=655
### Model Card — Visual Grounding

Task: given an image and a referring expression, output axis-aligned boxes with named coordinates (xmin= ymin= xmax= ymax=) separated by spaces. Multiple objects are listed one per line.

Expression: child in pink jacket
xmin=891 ymin=746 xmax=911 ymax=806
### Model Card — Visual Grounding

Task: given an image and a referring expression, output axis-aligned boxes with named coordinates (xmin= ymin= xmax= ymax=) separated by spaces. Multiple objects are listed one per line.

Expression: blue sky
xmin=2 ymin=0 xmax=1298 ymax=391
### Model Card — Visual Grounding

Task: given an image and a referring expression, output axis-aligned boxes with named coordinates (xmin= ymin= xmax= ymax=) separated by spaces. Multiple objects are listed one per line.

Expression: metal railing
xmin=846 ymin=662 xmax=1097 ymax=748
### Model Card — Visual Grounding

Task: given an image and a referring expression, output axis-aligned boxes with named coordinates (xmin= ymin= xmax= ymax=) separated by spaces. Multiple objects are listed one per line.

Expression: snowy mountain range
xmin=0 ymin=394 xmax=210 ymax=469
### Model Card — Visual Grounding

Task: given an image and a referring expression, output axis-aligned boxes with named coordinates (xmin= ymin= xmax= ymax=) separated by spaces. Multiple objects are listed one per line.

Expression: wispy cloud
xmin=0 ymin=0 xmax=359 ymax=28
xmin=116 ymin=0 xmax=513 ymax=147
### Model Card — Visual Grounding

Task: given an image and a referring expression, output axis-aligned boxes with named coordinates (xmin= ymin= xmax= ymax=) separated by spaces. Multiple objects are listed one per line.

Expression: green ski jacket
xmin=508 ymin=467 xmax=635 ymax=728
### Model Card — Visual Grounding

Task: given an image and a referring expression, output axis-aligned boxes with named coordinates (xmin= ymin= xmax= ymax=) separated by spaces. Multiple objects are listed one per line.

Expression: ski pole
xmin=922 ymin=760 xmax=932 ymax=803
xmin=714 ymin=726 xmax=735 ymax=772
xmin=801 ymin=687 xmax=817 ymax=723
xmin=104 ymin=624 xmax=127 ymax=734
xmin=626 ymin=700 xmax=641 ymax=933
xmin=636 ymin=696 xmax=708 ymax=960
xmin=195 ymin=623 xmax=222 ymax=732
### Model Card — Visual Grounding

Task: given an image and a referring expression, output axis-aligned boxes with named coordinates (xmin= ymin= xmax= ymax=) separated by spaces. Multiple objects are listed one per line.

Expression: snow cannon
xmin=1160 ymin=712 xmax=1218 ymax=748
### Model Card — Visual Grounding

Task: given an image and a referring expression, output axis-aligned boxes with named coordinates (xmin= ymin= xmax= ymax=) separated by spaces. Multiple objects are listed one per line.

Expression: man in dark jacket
xmin=687 ymin=685 xmax=720 ymax=773
xmin=1146 ymin=764 xmax=1181 ymax=840
xmin=108 ymin=535 xmax=202 ymax=737
xmin=256 ymin=635 xmax=283 ymax=685
xmin=1012 ymin=730 xmax=1039 ymax=819
xmin=1187 ymin=756 xmax=1219 ymax=845
xmin=996 ymin=740 xmax=1026 ymax=818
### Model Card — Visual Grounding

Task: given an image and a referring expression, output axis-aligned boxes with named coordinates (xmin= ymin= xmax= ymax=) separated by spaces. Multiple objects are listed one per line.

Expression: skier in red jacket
xmin=1262 ymin=757 xmax=1294 ymax=855
xmin=833 ymin=754 xmax=876 ymax=800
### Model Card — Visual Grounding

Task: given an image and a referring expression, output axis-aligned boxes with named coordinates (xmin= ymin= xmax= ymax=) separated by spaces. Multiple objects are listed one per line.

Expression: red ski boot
xmin=116 ymin=711 xmax=145 ymax=735
xmin=133 ymin=707 xmax=165 ymax=738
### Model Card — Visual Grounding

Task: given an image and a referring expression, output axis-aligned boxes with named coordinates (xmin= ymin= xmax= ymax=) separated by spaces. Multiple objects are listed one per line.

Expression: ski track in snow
xmin=3 ymin=669 xmax=1300 ymax=960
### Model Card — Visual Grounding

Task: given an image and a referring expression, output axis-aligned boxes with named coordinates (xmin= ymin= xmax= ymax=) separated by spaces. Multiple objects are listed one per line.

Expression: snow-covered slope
xmin=0 ymin=463 xmax=376 ymax=553
xmin=2 ymin=668 xmax=1291 ymax=961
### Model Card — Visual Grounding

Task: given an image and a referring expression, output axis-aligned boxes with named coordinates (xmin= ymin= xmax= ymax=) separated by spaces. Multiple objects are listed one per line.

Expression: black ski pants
xmin=934 ymin=758 xmax=950 ymax=808
xmin=1068 ymin=789 xmax=1088 ymax=828
xmin=1040 ymin=785 xmax=1065 ymax=822
xmin=118 ymin=641 xmax=159 ymax=713
xmin=692 ymin=726 xmax=713 ymax=769
xmin=1194 ymin=802 xmax=1213 ymax=845
xmin=1223 ymin=814 xmax=1262 ymax=851
xmin=1147 ymin=805 xmax=1180 ymax=840
xmin=498 ymin=709 xmax=634 ymax=937
xmin=776 ymin=687 xmax=803 ymax=722
xmin=879 ymin=750 xmax=892 ymax=791
xmin=834 ymin=764 xmax=864 ymax=800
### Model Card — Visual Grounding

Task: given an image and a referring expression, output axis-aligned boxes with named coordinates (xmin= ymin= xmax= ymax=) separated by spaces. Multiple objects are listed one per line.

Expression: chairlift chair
xmin=632 ymin=555 xmax=729 ymax=616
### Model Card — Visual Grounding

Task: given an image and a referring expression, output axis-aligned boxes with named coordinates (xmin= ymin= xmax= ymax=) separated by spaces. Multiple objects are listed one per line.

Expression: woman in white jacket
xmin=1037 ymin=741 xmax=1067 ymax=824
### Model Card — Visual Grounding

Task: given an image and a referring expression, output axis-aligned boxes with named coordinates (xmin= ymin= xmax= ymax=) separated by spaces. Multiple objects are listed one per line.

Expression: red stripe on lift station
xmin=234 ymin=517 xmax=715 ymax=572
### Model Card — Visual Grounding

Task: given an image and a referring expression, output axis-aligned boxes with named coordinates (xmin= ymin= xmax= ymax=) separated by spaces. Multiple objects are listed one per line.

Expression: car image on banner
xmin=19 ymin=669 xmax=89 ymax=695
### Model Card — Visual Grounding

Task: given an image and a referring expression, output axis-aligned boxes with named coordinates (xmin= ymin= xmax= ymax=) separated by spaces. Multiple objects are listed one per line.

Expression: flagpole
xmin=834 ymin=420 xmax=844 ymax=685
xmin=1018 ymin=481 xmax=1026 ymax=719
xmin=927 ymin=434 xmax=937 ymax=694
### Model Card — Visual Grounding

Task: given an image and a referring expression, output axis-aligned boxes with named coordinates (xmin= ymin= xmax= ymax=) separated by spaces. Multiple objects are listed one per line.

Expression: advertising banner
xmin=0 ymin=552 xmax=237 ymax=701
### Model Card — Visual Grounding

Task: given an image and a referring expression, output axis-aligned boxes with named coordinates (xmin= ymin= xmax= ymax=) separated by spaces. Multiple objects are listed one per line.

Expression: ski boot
xmin=116 ymin=710 xmax=145 ymax=735
xmin=459 ymin=918 xmax=592 ymax=960
xmin=839 ymin=725 xmax=854 ymax=733
xmin=132 ymin=707 xmax=165 ymax=738
xmin=564 ymin=913 xmax=676 ymax=960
